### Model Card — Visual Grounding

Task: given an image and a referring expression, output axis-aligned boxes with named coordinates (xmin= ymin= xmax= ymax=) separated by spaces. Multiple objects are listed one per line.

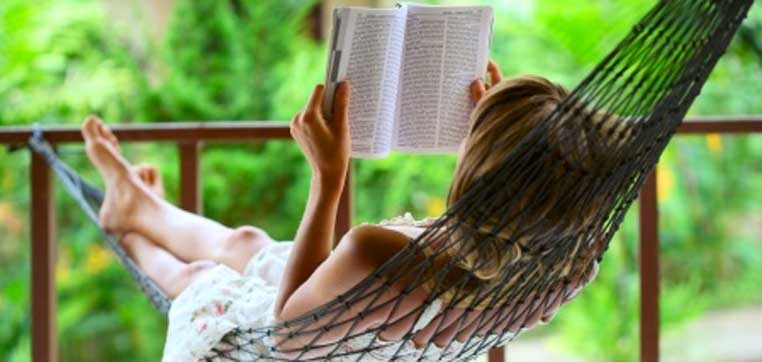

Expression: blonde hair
xmin=419 ymin=75 xmax=630 ymax=310
xmin=423 ymin=76 xmax=630 ymax=309
xmin=442 ymin=76 xmax=571 ymax=283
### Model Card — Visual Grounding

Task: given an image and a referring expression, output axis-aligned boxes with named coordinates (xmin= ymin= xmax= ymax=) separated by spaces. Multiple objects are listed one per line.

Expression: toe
xmin=98 ymin=122 xmax=120 ymax=149
xmin=95 ymin=121 xmax=107 ymax=137
xmin=89 ymin=139 xmax=111 ymax=160
xmin=82 ymin=116 xmax=101 ymax=142
xmin=136 ymin=166 xmax=147 ymax=182
xmin=134 ymin=163 xmax=151 ymax=183
xmin=146 ymin=166 xmax=158 ymax=184
xmin=91 ymin=139 xmax=131 ymax=174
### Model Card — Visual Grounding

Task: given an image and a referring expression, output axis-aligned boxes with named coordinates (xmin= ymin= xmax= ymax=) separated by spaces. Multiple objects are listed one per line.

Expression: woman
xmin=81 ymin=62 xmax=598 ymax=361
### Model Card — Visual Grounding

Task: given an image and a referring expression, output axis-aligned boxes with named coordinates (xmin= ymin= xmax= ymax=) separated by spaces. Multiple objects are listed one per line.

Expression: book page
xmin=323 ymin=7 xmax=407 ymax=158
xmin=393 ymin=5 xmax=493 ymax=153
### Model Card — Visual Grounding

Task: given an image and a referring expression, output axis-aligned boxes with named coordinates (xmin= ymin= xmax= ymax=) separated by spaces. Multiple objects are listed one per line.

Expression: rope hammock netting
xmin=27 ymin=0 xmax=754 ymax=360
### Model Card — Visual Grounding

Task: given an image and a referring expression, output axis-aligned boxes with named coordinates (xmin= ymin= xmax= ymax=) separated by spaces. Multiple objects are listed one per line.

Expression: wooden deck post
xmin=179 ymin=141 xmax=202 ymax=214
xmin=639 ymin=169 xmax=660 ymax=362
xmin=488 ymin=347 xmax=505 ymax=362
xmin=30 ymin=152 xmax=57 ymax=362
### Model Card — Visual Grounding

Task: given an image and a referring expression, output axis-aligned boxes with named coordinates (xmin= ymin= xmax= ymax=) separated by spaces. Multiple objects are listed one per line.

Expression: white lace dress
xmin=162 ymin=240 xmax=292 ymax=361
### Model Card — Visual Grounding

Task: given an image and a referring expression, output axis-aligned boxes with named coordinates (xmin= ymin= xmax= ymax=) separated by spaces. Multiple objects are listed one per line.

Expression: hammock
xmin=27 ymin=0 xmax=753 ymax=360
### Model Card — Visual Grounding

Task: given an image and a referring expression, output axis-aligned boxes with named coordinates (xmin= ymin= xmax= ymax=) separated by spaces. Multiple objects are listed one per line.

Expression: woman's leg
xmin=82 ymin=116 xmax=272 ymax=273
xmin=121 ymin=164 xmax=216 ymax=299
xmin=121 ymin=233 xmax=216 ymax=299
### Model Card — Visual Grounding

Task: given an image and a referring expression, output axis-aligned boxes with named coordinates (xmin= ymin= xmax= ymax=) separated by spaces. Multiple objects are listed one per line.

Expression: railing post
xmin=334 ymin=161 xmax=352 ymax=248
xmin=488 ymin=347 xmax=505 ymax=362
xmin=30 ymin=151 xmax=57 ymax=362
xmin=179 ymin=141 xmax=202 ymax=214
xmin=639 ymin=169 xmax=659 ymax=362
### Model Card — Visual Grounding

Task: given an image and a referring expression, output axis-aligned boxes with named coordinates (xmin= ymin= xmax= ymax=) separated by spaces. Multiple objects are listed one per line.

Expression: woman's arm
xmin=273 ymin=82 xmax=352 ymax=319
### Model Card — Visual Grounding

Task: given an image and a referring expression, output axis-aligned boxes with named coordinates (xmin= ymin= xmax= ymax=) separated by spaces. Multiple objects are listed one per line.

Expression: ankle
xmin=129 ymin=192 xmax=169 ymax=231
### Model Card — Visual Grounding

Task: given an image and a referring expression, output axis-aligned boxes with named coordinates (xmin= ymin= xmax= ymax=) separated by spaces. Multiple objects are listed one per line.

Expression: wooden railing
xmin=1 ymin=117 xmax=761 ymax=362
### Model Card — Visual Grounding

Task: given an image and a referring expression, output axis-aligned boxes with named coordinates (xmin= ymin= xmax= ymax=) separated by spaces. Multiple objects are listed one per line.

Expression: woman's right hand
xmin=471 ymin=60 xmax=504 ymax=104
xmin=290 ymin=81 xmax=352 ymax=185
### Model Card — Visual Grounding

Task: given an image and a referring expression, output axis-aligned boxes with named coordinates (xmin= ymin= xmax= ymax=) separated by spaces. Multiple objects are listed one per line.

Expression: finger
xmin=541 ymin=288 xmax=564 ymax=320
xmin=307 ymin=84 xmax=326 ymax=113
xmin=292 ymin=111 xmax=303 ymax=125
xmin=563 ymin=274 xmax=585 ymax=301
xmin=332 ymin=81 xmax=351 ymax=130
xmin=585 ymin=261 xmax=600 ymax=283
xmin=487 ymin=60 xmax=503 ymax=87
xmin=525 ymin=303 xmax=543 ymax=328
xmin=470 ymin=80 xmax=486 ymax=103
xmin=289 ymin=112 xmax=302 ymax=138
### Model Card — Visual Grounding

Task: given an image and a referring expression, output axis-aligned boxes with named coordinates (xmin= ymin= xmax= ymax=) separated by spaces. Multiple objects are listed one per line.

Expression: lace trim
xmin=377 ymin=212 xmax=440 ymax=228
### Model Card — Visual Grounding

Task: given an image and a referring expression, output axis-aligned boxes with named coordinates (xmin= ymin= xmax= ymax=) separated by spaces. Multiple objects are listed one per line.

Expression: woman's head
xmin=446 ymin=75 xmax=570 ymax=281
xmin=449 ymin=75 xmax=568 ymax=209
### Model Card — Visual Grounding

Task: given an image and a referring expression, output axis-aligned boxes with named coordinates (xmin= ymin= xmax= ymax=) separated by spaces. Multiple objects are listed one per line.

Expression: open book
xmin=323 ymin=3 xmax=494 ymax=158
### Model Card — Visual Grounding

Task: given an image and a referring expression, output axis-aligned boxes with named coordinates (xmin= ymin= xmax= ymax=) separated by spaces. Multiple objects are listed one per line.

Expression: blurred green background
xmin=0 ymin=0 xmax=760 ymax=361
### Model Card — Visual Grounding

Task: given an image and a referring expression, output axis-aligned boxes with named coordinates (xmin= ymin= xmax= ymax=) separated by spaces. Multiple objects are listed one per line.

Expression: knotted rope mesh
xmin=28 ymin=0 xmax=753 ymax=360
xmin=28 ymin=131 xmax=173 ymax=314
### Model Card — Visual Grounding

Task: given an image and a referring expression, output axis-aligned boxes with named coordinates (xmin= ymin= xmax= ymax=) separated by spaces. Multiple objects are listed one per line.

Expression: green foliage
xmin=201 ymin=142 xmax=311 ymax=240
xmin=0 ymin=0 xmax=760 ymax=361
xmin=0 ymin=0 xmax=141 ymax=126
xmin=142 ymin=0 xmax=319 ymax=121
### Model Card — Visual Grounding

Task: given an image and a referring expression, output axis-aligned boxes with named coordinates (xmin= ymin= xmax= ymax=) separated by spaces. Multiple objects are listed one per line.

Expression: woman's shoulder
xmin=333 ymin=212 xmax=440 ymax=276
xmin=337 ymin=224 xmax=412 ymax=266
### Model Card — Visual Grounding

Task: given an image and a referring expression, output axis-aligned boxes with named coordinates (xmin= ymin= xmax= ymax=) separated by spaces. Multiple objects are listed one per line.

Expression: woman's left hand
xmin=290 ymin=81 xmax=352 ymax=184
xmin=471 ymin=60 xmax=504 ymax=104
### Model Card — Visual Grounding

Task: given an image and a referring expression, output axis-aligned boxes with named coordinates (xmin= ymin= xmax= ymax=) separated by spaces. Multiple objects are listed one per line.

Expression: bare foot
xmin=82 ymin=116 xmax=155 ymax=233
xmin=134 ymin=164 xmax=165 ymax=198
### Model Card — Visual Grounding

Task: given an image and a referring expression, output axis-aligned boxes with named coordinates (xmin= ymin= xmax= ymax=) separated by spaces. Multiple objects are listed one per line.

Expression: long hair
xmin=446 ymin=75 xmax=571 ymax=282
